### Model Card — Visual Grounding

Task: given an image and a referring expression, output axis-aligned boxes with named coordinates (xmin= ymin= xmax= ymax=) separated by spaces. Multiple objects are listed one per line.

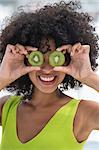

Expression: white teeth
xmin=39 ymin=76 xmax=55 ymax=81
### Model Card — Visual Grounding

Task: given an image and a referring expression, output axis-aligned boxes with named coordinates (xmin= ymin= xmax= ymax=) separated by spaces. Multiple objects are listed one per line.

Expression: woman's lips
xmin=37 ymin=75 xmax=57 ymax=85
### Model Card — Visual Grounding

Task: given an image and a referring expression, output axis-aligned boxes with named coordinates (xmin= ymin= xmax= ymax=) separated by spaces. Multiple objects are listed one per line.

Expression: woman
xmin=0 ymin=1 xmax=99 ymax=150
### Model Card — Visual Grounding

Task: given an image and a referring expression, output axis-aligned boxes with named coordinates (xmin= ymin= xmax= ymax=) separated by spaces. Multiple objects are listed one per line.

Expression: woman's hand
xmin=53 ymin=43 xmax=94 ymax=83
xmin=0 ymin=44 xmax=40 ymax=84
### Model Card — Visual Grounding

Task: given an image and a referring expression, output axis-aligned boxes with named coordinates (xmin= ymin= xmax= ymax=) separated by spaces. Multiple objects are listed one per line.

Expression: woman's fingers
xmin=6 ymin=44 xmax=16 ymax=54
xmin=56 ymin=43 xmax=90 ymax=56
xmin=15 ymin=44 xmax=28 ymax=55
xmin=82 ymin=45 xmax=90 ymax=54
xmin=15 ymin=44 xmax=38 ymax=54
xmin=25 ymin=46 xmax=38 ymax=52
xmin=71 ymin=43 xmax=81 ymax=56
xmin=22 ymin=66 xmax=41 ymax=75
xmin=53 ymin=66 xmax=70 ymax=74
xmin=56 ymin=44 xmax=72 ymax=54
xmin=14 ymin=44 xmax=38 ymax=59
xmin=71 ymin=43 xmax=90 ymax=56
xmin=25 ymin=46 xmax=38 ymax=58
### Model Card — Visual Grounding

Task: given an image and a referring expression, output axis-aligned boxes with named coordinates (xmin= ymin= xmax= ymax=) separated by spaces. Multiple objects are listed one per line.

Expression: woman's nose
xmin=41 ymin=64 xmax=53 ymax=73
xmin=41 ymin=56 xmax=53 ymax=73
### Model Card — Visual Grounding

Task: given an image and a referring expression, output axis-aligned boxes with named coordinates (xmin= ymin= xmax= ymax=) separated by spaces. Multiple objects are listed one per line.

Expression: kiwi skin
xmin=49 ymin=51 xmax=65 ymax=67
xmin=28 ymin=51 xmax=44 ymax=66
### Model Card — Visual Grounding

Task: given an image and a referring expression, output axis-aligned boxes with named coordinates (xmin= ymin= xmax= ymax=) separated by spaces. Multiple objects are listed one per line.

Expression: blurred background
xmin=0 ymin=0 xmax=99 ymax=149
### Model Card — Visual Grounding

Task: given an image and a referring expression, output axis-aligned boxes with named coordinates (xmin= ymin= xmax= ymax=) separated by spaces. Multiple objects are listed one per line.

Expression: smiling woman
xmin=0 ymin=1 xmax=99 ymax=150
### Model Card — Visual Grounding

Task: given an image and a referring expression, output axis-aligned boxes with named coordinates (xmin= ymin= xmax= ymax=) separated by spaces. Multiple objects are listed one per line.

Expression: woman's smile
xmin=37 ymin=74 xmax=58 ymax=86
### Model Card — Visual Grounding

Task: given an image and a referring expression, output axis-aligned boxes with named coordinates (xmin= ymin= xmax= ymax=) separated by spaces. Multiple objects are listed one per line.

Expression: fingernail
xmin=26 ymin=54 xmax=29 ymax=58
xmin=25 ymin=51 xmax=28 ymax=54
xmin=34 ymin=48 xmax=38 ymax=51
xmin=63 ymin=50 xmax=66 ymax=54
xmin=70 ymin=52 xmax=73 ymax=56
xmin=56 ymin=48 xmax=60 ymax=51
xmin=53 ymin=68 xmax=57 ymax=70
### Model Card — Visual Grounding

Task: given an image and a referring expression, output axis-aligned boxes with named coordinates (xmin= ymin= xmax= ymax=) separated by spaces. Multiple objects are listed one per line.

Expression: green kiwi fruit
xmin=28 ymin=51 xmax=44 ymax=66
xmin=49 ymin=51 xmax=65 ymax=67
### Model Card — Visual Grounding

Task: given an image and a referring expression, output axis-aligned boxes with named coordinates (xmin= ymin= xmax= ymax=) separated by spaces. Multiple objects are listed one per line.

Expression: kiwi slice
xmin=28 ymin=51 xmax=44 ymax=66
xmin=49 ymin=51 xmax=65 ymax=67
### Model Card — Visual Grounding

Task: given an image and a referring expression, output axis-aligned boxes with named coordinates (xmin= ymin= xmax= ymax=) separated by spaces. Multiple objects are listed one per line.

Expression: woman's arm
xmin=54 ymin=43 xmax=99 ymax=92
xmin=81 ymin=72 xmax=99 ymax=91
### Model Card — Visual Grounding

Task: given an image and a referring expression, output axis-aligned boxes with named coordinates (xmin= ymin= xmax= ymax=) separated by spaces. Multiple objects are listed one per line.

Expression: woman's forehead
xmin=39 ymin=36 xmax=56 ymax=53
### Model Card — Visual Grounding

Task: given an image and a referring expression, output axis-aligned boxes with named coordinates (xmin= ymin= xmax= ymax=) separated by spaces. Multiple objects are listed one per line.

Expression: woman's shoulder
xmin=0 ymin=95 xmax=22 ymax=109
xmin=0 ymin=95 xmax=11 ymax=125
xmin=77 ymin=99 xmax=99 ymax=114
xmin=63 ymin=95 xmax=99 ymax=126
xmin=75 ymin=99 xmax=99 ymax=131
xmin=1 ymin=95 xmax=22 ymax=126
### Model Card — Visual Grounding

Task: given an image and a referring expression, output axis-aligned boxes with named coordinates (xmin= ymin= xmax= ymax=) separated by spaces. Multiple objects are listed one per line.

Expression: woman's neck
xmin=30 ymin=88 xmax=64 ymax=108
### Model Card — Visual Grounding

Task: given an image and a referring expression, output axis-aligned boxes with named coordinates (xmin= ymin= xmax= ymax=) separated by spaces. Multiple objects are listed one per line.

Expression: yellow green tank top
xmin=0 ymin=95 xmax=86 ymax=150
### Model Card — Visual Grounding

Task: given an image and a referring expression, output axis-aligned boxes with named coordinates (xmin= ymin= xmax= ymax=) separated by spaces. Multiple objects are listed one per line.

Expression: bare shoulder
xmin=73 ymin=99 xmax=99 ymax=142
xmin=78 ymin=99 xmax=99 ymax=130
xmin=0 ymin=95 xmax=11 ymax=125
xmin=79 ymin=99 xmax=99 ymax=114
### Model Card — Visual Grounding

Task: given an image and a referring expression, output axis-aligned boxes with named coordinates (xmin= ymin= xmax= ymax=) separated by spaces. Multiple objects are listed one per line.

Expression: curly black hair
xmin=0 ymin=1 xmax=99 ymax=100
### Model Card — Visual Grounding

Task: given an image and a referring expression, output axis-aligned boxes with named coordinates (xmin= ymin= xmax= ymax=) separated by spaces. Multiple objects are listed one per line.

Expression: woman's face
xmin=28 ymin=37 xmax=66 ymax=93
